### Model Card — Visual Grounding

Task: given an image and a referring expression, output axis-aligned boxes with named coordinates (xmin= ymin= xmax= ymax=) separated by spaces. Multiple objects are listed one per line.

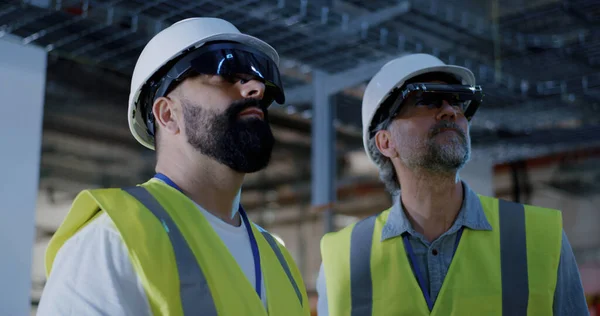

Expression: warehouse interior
xmin=1 ymin=0 xmax=600 ymax=314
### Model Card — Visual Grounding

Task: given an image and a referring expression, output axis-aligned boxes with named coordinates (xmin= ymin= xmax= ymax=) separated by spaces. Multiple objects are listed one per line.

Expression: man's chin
xmin=223 ymin=148 xmax=273 ymax=174
xmin=433 ymin=131 xmax=464 ymax=144
xmin=229 ymin=159 xmax=271 ymax=174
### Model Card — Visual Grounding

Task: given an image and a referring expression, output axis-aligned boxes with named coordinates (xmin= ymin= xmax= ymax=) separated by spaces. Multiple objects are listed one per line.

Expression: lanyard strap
xmin=239 ymin=205 xmax=262 ymax=299
xmin=153 ymin=173 xmax=262 ymax=299
xmin=402 ymin=227 xmax=464 ymax=311
xmin=154 ymin=173 xmax=182 ymax=191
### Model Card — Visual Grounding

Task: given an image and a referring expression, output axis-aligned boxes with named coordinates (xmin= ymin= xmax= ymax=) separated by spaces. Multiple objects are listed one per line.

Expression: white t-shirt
xmin=316 ymin=263 xmax=330 ymax=316
xmin=37 ymin=200 xmax=266 ymax=316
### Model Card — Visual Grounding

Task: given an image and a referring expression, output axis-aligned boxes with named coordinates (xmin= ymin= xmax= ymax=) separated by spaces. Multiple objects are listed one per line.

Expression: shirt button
xmin=432 ymin=249 xmax=438 ymax=256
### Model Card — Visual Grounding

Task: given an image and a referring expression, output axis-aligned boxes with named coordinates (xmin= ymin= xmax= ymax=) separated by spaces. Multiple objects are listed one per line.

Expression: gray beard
xmin=402 ymin=132 xmax=471 ymax=175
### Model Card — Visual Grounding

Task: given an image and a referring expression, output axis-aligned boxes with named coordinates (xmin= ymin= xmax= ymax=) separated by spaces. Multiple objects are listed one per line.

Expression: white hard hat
xmin=128 ymin=17 xmax=280 ymax=150
xmin=361 ymin=53 xmax=476 ymax=164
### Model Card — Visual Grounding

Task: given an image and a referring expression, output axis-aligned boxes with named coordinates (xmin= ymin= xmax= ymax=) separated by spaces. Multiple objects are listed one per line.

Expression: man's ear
xmin=375 ymin=129 xmax=398 ymax=159
xmin=152 ymin=96 xmax=180 ymax=136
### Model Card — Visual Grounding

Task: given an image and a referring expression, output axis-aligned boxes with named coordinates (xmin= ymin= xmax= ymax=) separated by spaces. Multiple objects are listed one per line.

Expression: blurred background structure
xmin=1 ymin=0 xmax=600 ymax=314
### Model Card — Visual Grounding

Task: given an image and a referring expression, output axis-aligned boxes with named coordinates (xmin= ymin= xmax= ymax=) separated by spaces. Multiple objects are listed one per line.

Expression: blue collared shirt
xmin=379 ymin=181 xmax=589 ymax=315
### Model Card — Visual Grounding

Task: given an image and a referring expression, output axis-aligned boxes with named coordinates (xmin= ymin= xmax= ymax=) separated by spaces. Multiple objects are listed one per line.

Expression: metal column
xmin=0 ymin=36 xmax=47 ymax=315
xmin=311 ymin=70 xmax=336 ymax=234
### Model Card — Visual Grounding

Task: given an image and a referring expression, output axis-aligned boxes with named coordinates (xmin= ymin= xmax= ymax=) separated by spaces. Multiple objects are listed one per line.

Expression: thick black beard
xmin=183 ymin=98 xmax=275 ymax=173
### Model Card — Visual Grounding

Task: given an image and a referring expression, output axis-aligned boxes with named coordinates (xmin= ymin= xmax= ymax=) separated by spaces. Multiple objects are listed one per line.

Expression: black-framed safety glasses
xmin=369 ymin=83 xmax=483 ymax=138
xmin=153 ymin=42 xmax=284 ymax=105
xmin=140 ymin=42 xmax=285 ymax=137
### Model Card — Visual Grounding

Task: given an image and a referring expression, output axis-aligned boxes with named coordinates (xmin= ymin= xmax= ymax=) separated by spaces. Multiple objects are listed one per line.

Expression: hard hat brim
xmin=399 ymin=64 xmax=476 ymax=87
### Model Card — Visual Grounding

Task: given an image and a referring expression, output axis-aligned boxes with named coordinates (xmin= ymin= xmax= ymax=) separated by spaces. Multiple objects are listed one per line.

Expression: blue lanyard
xmin=154 ymin=173 xmax=182 ymax=191
xmin=402 ymin=227 xmax=464 ymax=311
xmin=154 ymin=173 xmax=262 ymax=299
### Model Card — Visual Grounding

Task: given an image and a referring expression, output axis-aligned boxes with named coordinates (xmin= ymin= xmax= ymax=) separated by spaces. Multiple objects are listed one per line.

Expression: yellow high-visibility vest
xmin=320 ymin=195 xmax=562 ymax=315
xmin=46 ymin=179 xmax=311 ymax=316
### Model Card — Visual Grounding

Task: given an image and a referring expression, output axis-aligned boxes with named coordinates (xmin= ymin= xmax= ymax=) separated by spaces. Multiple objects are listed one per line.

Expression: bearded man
xmin=316 ymin=54 xmax=587 ymax=316
xmin=38 ymin=17 xmax=310 ymax=316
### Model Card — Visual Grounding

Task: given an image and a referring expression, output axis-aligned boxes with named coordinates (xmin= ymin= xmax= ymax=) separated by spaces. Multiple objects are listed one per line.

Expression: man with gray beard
xmin=316 ymin=54 xmax=587 ymax=316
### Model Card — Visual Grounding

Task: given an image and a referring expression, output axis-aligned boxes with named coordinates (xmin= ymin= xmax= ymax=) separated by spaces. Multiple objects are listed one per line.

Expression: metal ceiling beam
xmin=284 ymin=55 xmax=397 ymax=104
xmin=269 ymin=109 xmax=363 ymax=148
xmin=323 ymin=57 xmax=396 ymax=96
xmin=250 ymin=1 xmax=410 ymax=45
xmin=311 ymin=70 xmax=336 ymax=233
xmin=336 ymin=1 xmax=411 ymax=34
xmin=276 ymin=1 xmax=411 ymax=58
xmin=284 ymin=85 xmax=313 ymax=105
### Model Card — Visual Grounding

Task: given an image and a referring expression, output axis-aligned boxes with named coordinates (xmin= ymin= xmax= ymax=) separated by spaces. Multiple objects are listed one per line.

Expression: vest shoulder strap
xmin=497 ymin=198 xmax=531 ymax=315
xmin=479 ymin=195 xmax=562 ymax=315
xmin=122 ymin=186 xmax=218 ymax=316
xmin=320 ymin=210 xmax=391 ymax=316
xmin=259 ymin=229 xmax=305 ymax=306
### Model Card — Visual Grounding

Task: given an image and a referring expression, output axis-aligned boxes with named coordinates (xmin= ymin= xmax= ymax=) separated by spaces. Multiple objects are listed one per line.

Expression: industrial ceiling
xmin=1 ymin=0 xmax=599 ymax=210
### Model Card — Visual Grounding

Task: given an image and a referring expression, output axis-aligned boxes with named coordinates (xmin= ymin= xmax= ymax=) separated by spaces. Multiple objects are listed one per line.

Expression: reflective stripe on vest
xmin=124 ymin=186 xmax=218 ymax=315
xmin=349 ymin=199 xmax=530 ymax=316
xmin=261 ymin=232 xmax=303 ymax=305
xmin=123 ymin=186 xmax=304 ymax=312
xmin=498 ymin=199 xmax=528 ymax=315
xmin=349 ymin=215 xmax=377 ymax=316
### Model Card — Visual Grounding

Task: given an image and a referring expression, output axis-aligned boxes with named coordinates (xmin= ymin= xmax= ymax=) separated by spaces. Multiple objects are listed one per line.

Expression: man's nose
xmin=436 ymin=100 xmax=458 ymax=121
xmin=239 ymin=79 xmax=266 ymax=101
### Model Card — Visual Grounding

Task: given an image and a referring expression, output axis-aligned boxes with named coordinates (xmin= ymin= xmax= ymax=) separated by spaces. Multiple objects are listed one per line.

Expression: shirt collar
xmin=381 ymin=180 xmax=492 ymax=241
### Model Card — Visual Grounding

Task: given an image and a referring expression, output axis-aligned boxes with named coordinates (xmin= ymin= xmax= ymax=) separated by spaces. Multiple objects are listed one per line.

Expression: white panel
xmin=531 ymin=188 xmax=600 ymax=250
xmin=460 ymin=157 xmax=494 ymax=197
xmin=0 ymin=38 xmax=47 ymax=315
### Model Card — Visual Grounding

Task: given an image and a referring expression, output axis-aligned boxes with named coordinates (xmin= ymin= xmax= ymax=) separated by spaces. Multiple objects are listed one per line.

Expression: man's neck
xmin=398 ymin=169 xmax=464 ymax=242
xmin=155 ymin=149 xmax=244 ymax=226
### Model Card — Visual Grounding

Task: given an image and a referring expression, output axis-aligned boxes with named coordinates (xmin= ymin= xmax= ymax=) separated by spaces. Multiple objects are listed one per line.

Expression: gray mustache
xmin=430 ymin=121 xmax=467 ymax=140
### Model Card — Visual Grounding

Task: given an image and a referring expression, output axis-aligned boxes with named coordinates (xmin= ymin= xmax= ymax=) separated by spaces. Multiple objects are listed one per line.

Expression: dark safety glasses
xmin=370 ymin=83 xmax=483 ymax=138
xmin=152 ymin=42 xmax=285 ymax=106
xmin=140 ymin=42 xmax=285 ymax=137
